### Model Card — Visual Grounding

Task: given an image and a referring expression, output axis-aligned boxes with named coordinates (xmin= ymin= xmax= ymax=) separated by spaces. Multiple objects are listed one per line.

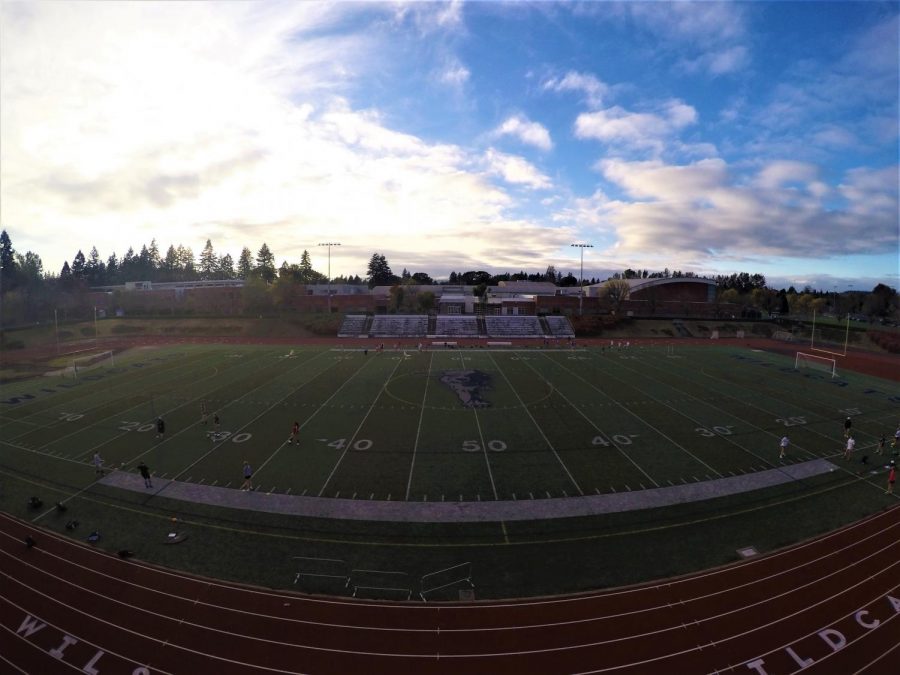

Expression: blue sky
xmin=1 ymin=1 xmax=897 ymax=291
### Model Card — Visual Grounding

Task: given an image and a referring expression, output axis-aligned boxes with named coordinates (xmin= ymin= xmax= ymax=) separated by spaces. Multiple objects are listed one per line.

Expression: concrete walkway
xmin=99 ymin=459 xmax=838 ymax=523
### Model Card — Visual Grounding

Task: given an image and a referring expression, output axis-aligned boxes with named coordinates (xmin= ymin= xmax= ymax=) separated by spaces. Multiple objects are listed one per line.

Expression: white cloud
xmin=483 ymin=149 xmax=552 ymax=190
xmin=627 ymin=1 xmax=746 ymax=46
xmin=679 ymin=46 xmax=749 ymax=76
xmin=437 ymin=59 xmax=471 ymax=87
xmin=493 ymin=115 xmax=553 ymax=151
xmin=575 ymin=100 xmax=698 ymax=154
xmin=542 ymin=71 xmax=609 ymax=108
xmin=0 ymin=2 xmax=561 ymax=277
xmin=397 ymin=0 xmax=465 ymax=36
xmin=581 ymin=158 xmax=898 ymax=261
xmin=753 ymin=161 xmax=820 ymax=190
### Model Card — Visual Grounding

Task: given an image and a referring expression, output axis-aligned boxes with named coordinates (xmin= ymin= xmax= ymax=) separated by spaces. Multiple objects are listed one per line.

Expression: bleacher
xmin=370 ymin=315 xmax=428 ymax=337
xmin=484 ymin=316 xmax=544 ymax=338
xmin=434 ymin=316 xmax=480 ymax=338
xmin=544 ymin=316 xmax=575 ymax=338
xmin=338 ymin=315 xmax=369 ymax=337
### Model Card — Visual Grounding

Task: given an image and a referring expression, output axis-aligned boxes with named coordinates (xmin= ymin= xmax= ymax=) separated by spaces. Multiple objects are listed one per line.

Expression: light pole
xmin=318 ymin=242 xmax=341 ymax=312
xmin=571 ymin=243 xmax=593 ymax=316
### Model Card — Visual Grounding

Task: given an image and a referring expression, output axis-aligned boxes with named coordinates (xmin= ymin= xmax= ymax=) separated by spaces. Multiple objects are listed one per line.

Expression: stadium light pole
xmin=318 ymin=242 xmax=341 ymax=312
xmin=571 ymin=243 xmax=593 ymax=316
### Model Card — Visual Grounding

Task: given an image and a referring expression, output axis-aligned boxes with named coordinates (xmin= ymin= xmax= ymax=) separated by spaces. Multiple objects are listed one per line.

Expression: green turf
xmin=2 ymin=342 xmax=898 ymax=598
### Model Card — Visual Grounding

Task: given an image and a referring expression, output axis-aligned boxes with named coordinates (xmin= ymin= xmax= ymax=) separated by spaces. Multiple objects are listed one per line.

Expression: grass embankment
xmin=1 ymin=449 xmax=891 ymax=599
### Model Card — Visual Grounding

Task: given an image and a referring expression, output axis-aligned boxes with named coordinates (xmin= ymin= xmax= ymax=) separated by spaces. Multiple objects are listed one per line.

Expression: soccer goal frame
xmin=70 ymin=350 xmax=115 ymax=378
xmin=795 ymin=351 xmax=837 ymax=378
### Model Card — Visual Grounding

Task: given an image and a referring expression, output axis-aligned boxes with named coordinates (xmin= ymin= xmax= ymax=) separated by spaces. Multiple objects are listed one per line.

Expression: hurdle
xmin=419 ymin=562 xmax=474 ymax=601
xmin=292 ymin=556 xmax=350 ymax=590
xmin=350 ymin=568 xmax=412 ymax=600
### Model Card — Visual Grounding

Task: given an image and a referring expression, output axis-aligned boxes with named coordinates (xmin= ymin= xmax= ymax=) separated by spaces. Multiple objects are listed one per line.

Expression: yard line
xmin=521 ymin=357 xmax=659 ymax=488
xmin=4 ymin=346 xmax=225 ymax=441
xmin=460 ymin=352 xmax=502 ymax=502
xmin=317 ymin=356 xmax=405 ymax=497
xmin=6 ymin=350 xmax=225 ymax=446
xmin=404 ymin=351 xmax=434 ymax=500
xmin=157 ymin=350 xmax=332 ymax=488
xmin=638 ymin=352 xmax=875 ymax=457
xmin=547 ymin=354 xmax=722 ymax=477
xmin=488 ymin=353 xmax=584 ymax=496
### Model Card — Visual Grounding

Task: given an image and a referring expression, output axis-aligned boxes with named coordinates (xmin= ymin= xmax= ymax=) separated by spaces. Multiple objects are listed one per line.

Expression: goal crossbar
xmin=809 ymin=310 xmax=849 ymax=357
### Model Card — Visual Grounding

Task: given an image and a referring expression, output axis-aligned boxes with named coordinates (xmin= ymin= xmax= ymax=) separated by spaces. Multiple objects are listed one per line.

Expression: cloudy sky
xmin=1 ymin=1 xmax=897 ymax=290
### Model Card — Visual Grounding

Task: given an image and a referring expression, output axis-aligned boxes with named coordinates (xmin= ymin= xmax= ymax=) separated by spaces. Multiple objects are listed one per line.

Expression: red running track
xmin=1 ymin=507 xmax=898 ymax=674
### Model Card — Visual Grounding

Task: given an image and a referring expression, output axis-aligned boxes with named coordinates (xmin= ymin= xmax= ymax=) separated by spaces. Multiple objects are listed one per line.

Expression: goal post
xmin=795 ymin=351 xmax=837 ymax=378
xmin=809 ymin=310 xmax=850 ymax=357
xmin=71 ymin=350 xmax=115 ymax=378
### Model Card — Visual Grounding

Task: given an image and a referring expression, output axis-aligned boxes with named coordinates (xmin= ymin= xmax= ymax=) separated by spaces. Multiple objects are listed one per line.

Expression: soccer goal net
xmin=795 ymin=352 xmax=837 ymax=378
xmin=70 ymin=350 xmax=115 ymax=377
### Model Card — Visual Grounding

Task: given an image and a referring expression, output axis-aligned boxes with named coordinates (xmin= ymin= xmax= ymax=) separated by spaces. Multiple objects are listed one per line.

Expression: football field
xmin=3 ymin=343 xmax=898 ymax=504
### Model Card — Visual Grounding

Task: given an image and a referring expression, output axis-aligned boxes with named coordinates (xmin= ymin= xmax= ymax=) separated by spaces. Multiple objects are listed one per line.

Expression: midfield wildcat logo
xmin=440 ymin=370 xmax=492 ymax=408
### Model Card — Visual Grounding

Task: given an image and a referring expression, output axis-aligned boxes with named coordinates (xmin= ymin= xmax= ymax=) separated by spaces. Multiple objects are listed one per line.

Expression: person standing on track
xmin=138 ymin=461 xmax=152 ymax=488
xmin=779 ymin=435 xmax=790 ymax=459
xmin=843 ymin=434 xmax=856 ymax=460
xmin=887 ymin=461 xmax=896 ymax=495
xmin=289 ymin=421 xmax=300 ymax=445
xmin=241 ymin=461 xmax=253 ymax=491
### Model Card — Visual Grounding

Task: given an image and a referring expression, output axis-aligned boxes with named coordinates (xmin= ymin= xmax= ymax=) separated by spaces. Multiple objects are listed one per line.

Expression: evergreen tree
xmin=71 ymin=250 xmax=86 ymax=281
xmin=137 ymin=245 xmax=152 ymax=279
xmin=148 ymin=239 xmax=161 ymax=278
xmin=299 ymin=249 xmax=314 ymax=283
xmin=256 ymin=243 xmax=276 ymax=283
xmin=121 ymin=247 xmax=136 ymax=280
xmin=106 ymin=253 xmax=119 ymax=284
xmin=218 ymin=253 xmax=235 ymax=280
xmin=85 ymin=247 xmax=102 ymax=285
xmin=0 ymin=230 xmax=16 ymax=292
xmin=237 ymin=247 xmax=253 ymax=279
xmin=178 ymin=246 xmax=196 ymax=280
xmin=162 ymin=245 xmax=179 ymax=280
xmin=366 ymin=253 xmax=397 ymax=288
xmin=199 ymin=239 xmax=217 ymax=280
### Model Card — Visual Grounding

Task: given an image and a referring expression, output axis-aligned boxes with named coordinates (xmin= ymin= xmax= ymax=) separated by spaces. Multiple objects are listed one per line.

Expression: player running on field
xmin=843 ymin=435 xmax=856 ymax=460
xmin=779 ymin=435 xmax=790 ymax=459
xmin=289 ymin=421 xmax=300 ymax=445
xmin=843 ymin=416 xmax=852 ymax=438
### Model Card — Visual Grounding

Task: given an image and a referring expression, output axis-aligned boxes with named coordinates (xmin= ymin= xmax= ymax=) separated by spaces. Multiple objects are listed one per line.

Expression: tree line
xmin=1 ymin=230 xmax=896 ymax=325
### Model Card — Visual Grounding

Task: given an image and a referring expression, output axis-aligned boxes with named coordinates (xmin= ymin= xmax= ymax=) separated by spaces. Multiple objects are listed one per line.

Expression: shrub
xmin=868 ymin=330 xmax=900 ymax=354
xmin=111 ymin=324 xmax=144 ymax=334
